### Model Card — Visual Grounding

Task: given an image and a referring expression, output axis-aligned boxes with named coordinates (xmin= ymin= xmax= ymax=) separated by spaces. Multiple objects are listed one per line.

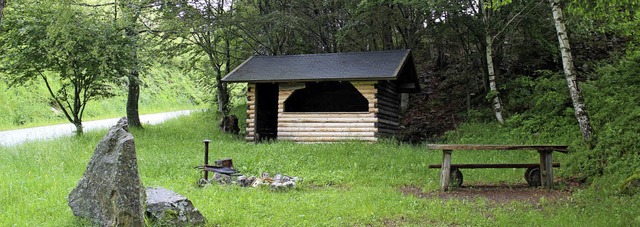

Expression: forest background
xmin=1 ymin=0 xmax=639 ymax=209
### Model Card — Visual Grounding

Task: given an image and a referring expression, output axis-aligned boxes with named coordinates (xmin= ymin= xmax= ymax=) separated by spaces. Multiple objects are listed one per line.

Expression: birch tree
xmin=480 ymin=0 xmax=542 ymax=124
xmin=549 ymin=0 xmax=592 ymax=142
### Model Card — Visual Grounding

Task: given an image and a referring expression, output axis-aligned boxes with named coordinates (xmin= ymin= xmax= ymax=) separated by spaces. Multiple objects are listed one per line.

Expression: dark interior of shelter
xmin=284 ymin=81 xmax=368 ymax=112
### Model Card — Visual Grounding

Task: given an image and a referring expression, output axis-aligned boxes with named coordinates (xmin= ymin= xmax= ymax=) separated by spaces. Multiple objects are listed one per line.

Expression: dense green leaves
xmin=0 ymin=0 xmax=133 ymax=134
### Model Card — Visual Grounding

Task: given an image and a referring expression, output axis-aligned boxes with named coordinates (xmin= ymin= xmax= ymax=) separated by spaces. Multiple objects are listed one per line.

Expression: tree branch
xmin=38 ymin=69 xmax=74 ymax=124
xmin=75 ymin=2 xmax=116 ymax=7
xmin=493 ymin=0 xmax=545 ymax=40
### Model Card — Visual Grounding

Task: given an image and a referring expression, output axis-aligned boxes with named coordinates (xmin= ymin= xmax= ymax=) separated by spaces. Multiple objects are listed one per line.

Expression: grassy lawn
xmin=1 ymin=112 xmax=638 ymax=226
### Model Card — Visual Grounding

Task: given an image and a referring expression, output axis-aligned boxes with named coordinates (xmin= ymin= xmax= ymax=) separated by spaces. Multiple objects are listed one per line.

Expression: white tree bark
xmin=486 ymin=33 xmax=505 ymax=124
xmin=550 ymin=0 xmax=593 ymax=142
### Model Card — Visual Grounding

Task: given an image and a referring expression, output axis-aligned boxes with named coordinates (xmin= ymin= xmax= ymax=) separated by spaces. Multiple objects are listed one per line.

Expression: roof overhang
xmin=222 ymin=49 xmax=420 ymax=93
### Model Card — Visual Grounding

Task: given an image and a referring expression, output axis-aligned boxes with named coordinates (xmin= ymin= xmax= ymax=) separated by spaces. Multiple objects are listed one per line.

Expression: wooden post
xmin=538 ymin=151 xmax=546 ymax=188
xmin=203 ymin=140 xmax=211 ymax=181
xmin=440 ymin=150 xmax=452 ymax=191
xmin=544 ymin=150 xmax=554 ymax=189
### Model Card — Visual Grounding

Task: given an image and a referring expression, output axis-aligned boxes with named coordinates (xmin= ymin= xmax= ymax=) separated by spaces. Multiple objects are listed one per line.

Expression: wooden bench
xmin=426 ymin=144 xmax=569 ymax=191
xmin=428 ymin=163 xmax=560 ymax=187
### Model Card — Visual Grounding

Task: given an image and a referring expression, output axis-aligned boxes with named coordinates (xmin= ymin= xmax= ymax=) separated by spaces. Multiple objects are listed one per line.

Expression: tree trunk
xmin=121 ymin=0 xmax=143 ymax=128
xmin=550 ymin=0 xmax=593 ymax=142
xmin=73 ymin=121 xmax=83 ymax=136
xmin=126 ymin=67 xmax=142 ymax=128
xmin=485 ymin=33 xmax=505 ymax=124
xmin=216 ymin=68 xmax=229 ymax=116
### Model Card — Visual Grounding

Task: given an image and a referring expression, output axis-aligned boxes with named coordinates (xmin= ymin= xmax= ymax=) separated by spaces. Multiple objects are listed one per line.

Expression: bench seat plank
xmin=428 ymin=163 xmax=560 ymax=169
xmin=426 ymin=144 xmax=569 ymax=153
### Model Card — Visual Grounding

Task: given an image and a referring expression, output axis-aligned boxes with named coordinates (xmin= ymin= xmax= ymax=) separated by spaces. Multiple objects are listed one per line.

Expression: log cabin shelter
xmin=221 ymin=49 xmax=420 ymax=143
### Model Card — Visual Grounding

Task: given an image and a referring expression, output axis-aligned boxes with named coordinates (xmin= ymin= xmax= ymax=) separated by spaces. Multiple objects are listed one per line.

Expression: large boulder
xmin=146 ymin=187 xmax=206 ymax=226
xmin=68 ymin=117 xmax=146 ymax=226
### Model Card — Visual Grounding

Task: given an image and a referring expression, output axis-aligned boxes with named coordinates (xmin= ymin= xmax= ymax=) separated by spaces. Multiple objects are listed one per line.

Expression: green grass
xmin=1 ymin=112 xmax=638 ymax=226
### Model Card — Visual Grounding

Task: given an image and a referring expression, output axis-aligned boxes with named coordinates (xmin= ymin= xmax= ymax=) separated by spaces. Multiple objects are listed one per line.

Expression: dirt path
xmin=400 ymin=180 xmax=582 ymax=205
xmin=0 ymin=110 xmax=193 ymax=147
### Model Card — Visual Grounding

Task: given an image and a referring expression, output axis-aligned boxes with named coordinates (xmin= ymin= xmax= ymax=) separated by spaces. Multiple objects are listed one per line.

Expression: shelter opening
xmin=283 ymin=81 xmax=368 ymax=112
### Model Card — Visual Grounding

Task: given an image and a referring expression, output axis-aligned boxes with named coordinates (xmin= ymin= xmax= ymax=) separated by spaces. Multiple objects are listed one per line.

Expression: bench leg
xmin=440 ymin=150 xmax=452 ymax=191
xmin=538 ymin=150 xmax=554 ymax=189
xmin=544 ymin=151 xmax=554 ymax=189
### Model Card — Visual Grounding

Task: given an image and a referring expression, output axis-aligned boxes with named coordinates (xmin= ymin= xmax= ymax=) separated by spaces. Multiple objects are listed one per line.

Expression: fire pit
xmin=195 ymin=139 xmax=300 ymax=189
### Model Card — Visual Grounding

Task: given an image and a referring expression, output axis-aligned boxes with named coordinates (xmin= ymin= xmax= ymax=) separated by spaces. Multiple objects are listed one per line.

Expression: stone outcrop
xmin=146 ymin=187 xmax=206 ymax=226
xmin=68 ymin=117 xmax=146 ymax=226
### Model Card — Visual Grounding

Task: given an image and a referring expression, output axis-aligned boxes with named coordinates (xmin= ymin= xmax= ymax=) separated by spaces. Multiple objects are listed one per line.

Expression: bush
xmin=502 ymin=71 xmax=581 ymax=144
xmin=578 ymin=50 xmax=640 ymax=179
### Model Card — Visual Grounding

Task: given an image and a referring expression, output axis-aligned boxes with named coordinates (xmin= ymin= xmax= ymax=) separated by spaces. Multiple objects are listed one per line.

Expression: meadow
xmin=1 ymin=111 xmax=638 ymax=226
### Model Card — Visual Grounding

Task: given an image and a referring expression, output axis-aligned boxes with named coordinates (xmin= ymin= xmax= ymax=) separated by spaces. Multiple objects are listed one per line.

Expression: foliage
xmin=154 ymin=0 xmax=248 ymax=116
xmin=0 ymin=0 xmax=133 ymax=134
xmin=502 ymin=71 xmax=580 ymax=143
xmin=0 ymin=112 xmax=639 ymax=226
xmin=569 ymin=0 xmax=640 ymax=39
xmin=0 ymin=64 xmax=205 ymax=130
xmin=574 ymin=50 xmax=640 ymax=179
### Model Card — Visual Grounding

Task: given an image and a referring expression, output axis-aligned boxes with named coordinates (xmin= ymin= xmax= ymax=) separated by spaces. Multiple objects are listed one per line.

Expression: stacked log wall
xmin=277 ymin=81 xmax=378 ymax=142
xmin=245 ymin=84 xmax=256 ymax=141
xmin=374 ymin=80 xmax=401 ymax=138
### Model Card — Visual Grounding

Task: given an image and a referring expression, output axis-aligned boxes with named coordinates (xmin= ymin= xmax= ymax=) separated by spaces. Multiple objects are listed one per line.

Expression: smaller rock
xmin=270 ymin=182 xmax=284 ymax=190
xmin=237 ymin=176 xmax=248 ymax=187
xmin=197 ymin=178 xmax=209 ymax=187
xmin=146 ymin=187 xmax=206 ymax=226
xmin=213 ymin=172 xmax=232 ymax=184
xmin=284 ymin=181 xmax=296 ymax=188
xmin=252 ymin=178 xmax=264 ymax=187
xmin=247 ymin=176 xmax=257 ymax=185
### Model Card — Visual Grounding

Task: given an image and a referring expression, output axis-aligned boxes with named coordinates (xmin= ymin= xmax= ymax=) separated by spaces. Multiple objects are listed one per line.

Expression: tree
xmin=479 ymin=0 xmax=545 ymax=124
xmin=156 ymin=0 xmax=241 ymax=117
xmin=117 ymin=0 xmax=147 ymax=128
xmin=233 ymin=0 xmax=299 ymax=55
xmin=0 ymin=1 xmax=132 ymax=135
xmin=549 ymin=0 xmax=593 ymax=142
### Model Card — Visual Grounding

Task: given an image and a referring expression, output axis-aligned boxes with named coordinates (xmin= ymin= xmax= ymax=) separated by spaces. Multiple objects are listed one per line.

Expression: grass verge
xmin=0 ymin=112 xmax=638 ymax=226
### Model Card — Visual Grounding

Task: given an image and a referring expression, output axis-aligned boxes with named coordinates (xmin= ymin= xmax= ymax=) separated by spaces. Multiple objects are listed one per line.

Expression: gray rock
xmin=146 ymin=187 xmax=206 ymax=226
xmin=213 ymin=172 xmax=232 ymax=184
xmin=237 ymin=175 xmax=248 ymax=187
xmin=68 ymin=117 xmax=146 ymax=226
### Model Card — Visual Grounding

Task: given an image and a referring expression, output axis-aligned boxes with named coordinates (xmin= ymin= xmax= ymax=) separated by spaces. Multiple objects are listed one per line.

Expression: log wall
xmin=375 ymin=80 xmax=401 ymax=138
xmin=277 ymin=81 xmax=378 ymax=142
xmin=245 ymin=84 xmax=256 ymax=141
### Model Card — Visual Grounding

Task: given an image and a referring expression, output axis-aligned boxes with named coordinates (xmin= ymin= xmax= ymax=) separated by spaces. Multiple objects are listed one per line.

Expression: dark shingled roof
xmin=222 ymin=49 xmax=420 ymax=92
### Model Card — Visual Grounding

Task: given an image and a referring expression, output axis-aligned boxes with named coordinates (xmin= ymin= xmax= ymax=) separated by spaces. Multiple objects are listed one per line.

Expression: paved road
xmin=0 ymin=110 xmax=193 ymax=147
